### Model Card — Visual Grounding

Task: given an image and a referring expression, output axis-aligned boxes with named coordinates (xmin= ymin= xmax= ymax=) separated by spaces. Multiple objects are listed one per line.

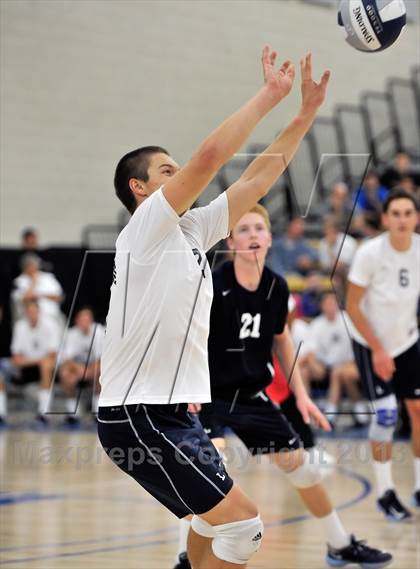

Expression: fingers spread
xmin=262 ymin=45 xmax=270 ymax=64
xmin=288 ymin=63 xmax=296 ymax=80
xmin=270 ymin=51 xmax=278 ymax=66
xmin=300 ymin=52 xmax=312 ymax=81
xmin=320 ymin=414 xmax=332 ymax=432
xmin=300 ymin=57 xmax=305 ymax=76
xmin=313 ymin=407 xmax=332 ymax=432
xmin=306 ymin=52 xmax=312 ymax=77
xmin=320 ymin=69 xmax=331 ymax=88
xmin=301 ymin=407 xmax=310 ymax=425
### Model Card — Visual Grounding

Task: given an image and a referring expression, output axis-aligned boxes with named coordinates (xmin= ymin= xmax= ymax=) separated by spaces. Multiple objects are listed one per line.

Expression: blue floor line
xmin=2 ymin=466 xmax=371 ymax=564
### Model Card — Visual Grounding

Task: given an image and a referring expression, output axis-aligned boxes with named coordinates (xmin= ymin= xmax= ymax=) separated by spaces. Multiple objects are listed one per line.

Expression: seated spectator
xmin=398 ymin=174 xmax=419 ymax=197
xmin=300 ymin=272 xmax=324 ymax=319
xmin=268 ymin=217 xmax=319 ymax=276
xmin=319 ymin=217 xmax=357 ymax=274
xmin=321 ymin=182 xmax=353 ymax=231
xmin=319 ymin=217 xmax=358 ymax=300
xmin=59 ymin=307 xmax=105 ymax=425
xmin=381 ymin=152 xmax=420 ymax=189
xmin=298 ymin=292 xmax=367 ymax=429
xmin=12 ymin=253 xmax=64 ymax=327
xmin=21 ymin=227 xmax=39 ymax=252
xmin=13 ymin=227 xmax=53 ymax=278
xmin=0 ymin=362 xmax=10 ymax=426
xmin=0 ymin=301 xmax=11 ymax=425
xmin=356 ymin=171 xmax=389 ymax=216
xmin=10 ymin=299 xmax=60 ymax=426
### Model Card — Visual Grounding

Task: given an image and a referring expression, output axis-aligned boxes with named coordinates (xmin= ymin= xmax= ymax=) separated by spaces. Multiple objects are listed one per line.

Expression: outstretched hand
xmin=300 ymin=53 xmax=330 ymax=114
xmin=262 ymin=45 xmax=296 ymax=102
xmin=296 ymin=393 xmax=332 ymax=432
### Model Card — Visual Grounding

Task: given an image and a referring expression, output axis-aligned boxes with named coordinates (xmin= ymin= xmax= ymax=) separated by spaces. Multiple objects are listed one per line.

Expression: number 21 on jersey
xmin=239 ymin=313 xmax=261 ymax=339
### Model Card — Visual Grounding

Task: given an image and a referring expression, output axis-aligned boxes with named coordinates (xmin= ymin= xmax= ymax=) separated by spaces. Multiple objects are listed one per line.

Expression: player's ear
xmin=226 ymin=234 xmax=235 ymax=251
xmin=381 ymin=212 xmax=388 ymax=229
xmin=267 ymin=232 xmax=273 ymax=249
xmin=129 ymin=178 xmax=148 ymax=199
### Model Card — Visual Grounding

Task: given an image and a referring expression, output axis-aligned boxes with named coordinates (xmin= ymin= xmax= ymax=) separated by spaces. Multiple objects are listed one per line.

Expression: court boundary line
xmin=1 ymin=466 xmax=371 ymax=565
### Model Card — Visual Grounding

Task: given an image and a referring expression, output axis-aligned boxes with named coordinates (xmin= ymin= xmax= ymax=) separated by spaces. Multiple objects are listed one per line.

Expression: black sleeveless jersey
xmin=208 ymin=261 xmax=289 ymax=400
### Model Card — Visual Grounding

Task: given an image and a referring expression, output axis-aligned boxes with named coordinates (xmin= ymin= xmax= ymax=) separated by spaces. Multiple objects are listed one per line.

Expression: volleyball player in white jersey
xmin=347 ymin=189 xmax=420 ymax=521
xmin=98 ymin=50 xmax=333 ymax=569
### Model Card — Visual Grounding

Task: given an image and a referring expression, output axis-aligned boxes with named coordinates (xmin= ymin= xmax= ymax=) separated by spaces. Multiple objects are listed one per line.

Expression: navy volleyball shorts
xmin=352 ymin=340 xmax=420 ymax=401
xmin=97 ymin=403 xmax=233 ymax=518
xmin=199 ymin=391 xmax=302 ymax=454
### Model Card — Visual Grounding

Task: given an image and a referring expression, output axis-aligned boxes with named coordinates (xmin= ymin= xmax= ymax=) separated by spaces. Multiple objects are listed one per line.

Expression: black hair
xmin=21 ymin=227 xmax=37 ymax=239
xmin=382 ymin=188 xmax=419 ymax=213
xmin=114 ymin=146 xmax=169 ymax=213
xmin=365 ymin=170 xmax=379 ymax=178
xmin=75 ymin=305 xmax=94 ymax=316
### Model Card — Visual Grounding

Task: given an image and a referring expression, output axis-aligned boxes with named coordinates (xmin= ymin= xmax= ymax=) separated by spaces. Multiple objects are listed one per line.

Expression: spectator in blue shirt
xmin=356 ymin=171 xmax=389 ymax=214
xmin=268 ymin=217 xmax=319 ymax=275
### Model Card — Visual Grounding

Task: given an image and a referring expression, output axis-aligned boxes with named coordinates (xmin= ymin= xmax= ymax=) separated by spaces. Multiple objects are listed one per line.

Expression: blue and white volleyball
xmin=338 ymin=0 xmax=407 ymax=52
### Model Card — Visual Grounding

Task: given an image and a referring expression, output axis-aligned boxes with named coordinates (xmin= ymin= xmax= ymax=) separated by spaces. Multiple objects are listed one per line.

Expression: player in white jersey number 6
xmin=97 ymin=48 xmax=389 ymax=569
xmin=347 ymin=189 xmax=420 ymax=521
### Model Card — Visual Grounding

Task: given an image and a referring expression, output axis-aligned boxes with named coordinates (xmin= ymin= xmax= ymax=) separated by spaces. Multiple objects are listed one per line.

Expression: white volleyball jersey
xmin=61 ymin=324 xmax=105 ymax=364
xmin=11 ymin=318 xmax=60 ymax=359
xmin=291 ymin=318 xmax=311 ymax=357
xmin=305 ymin=312 xmax=354 ymax=367
xmin=99 ymin=188 xmax=229 ymax=406
xmin=347 ymin=232 xmax=420 ymax=357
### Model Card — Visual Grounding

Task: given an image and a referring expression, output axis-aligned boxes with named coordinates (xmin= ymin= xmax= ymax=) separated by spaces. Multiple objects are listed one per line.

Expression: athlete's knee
xmin=369 ymin=394 xmax=398 ymax=442
xmin=283 ymin=450 xmax=322 ymax=488
xmin=191 ymin=514 xmax=264 ymax=564
xmin=273 ymin=448 xmax=304 ymax=473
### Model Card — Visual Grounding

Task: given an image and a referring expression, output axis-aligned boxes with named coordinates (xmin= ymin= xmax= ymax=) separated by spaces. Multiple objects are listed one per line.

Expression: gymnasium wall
xmin=1 ymin=0 xmax=419 ymax=246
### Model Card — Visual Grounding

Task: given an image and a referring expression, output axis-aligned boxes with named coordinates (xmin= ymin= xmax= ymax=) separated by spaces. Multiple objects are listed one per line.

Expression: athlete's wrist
xmin=296 ymin=105 xmax=318 ymax=124
xmin=258 ymin=84 xmax=286 ymax=109
xmin=294 ymin=385 xmax=309 ymax=401
xmin=371 ymin=341 xmax=385 ymax=354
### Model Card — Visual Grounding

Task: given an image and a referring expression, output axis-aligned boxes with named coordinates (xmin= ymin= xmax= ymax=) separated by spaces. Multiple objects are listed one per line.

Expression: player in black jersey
xmin=174 ymin=205 xmax=392 ymax=569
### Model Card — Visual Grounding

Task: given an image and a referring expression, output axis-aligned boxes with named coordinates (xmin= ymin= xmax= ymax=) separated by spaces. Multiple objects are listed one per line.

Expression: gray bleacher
xmin=388 ymin=77 xmax=420 ymax=158
xmin=361 ymin=91 xmax=398 ymax=163
xmin=83 ymin=65 xmax=420 ymax=244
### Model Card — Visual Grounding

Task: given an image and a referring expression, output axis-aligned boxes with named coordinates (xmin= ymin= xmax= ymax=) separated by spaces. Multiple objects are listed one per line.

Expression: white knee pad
xmin=211 ymin=515 xmax=263 ymax=564
xmin=369 ymin=394 xmax=398 ymax=442
xmin=284 ymin=450 xmax=322 ymax=488
xmin=191 ymin=515 xmax=216 ymax=538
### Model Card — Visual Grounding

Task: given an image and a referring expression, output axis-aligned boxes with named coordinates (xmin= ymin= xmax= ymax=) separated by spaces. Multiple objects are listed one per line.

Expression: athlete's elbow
xmin=194 ymin=143 xmax=220 ymax=172
xmin=237 ymin=176 xmax=267 ymax=201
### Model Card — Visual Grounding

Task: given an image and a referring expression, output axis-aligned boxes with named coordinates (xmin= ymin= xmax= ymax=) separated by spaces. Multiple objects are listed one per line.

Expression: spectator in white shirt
xmin=319 ymin=217 xmax=357 ymax=274
xmin=12 ymin=254 xmax=64 ymax=327
xmin=299 ymin=292 xmax=367 ymax=428
xmin=10 ymin=299 xmax=60 ymax=425
xmin=59 ymin=307 xmax=104 ymax=425
xmin=320 ymin=182 xmax=353 ymax=231
xmin=319 ymin=217 xmax=358 ymax=302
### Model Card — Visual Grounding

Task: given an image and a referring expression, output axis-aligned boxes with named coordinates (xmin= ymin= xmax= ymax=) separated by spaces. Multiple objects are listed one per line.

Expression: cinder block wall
xmin=1 ymin=0 xmax=418 ymax=245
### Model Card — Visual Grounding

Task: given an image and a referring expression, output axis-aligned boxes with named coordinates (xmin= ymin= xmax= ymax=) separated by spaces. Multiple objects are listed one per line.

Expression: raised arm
xmin=226 ymin=53 xmax=330 ymax=229
xmin=162 ymin=47 xmax=295 ymax=215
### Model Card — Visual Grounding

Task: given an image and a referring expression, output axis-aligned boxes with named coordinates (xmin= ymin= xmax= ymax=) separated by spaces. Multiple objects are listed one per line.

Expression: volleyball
xmin=338 ymin=0 xmax=407 ymax=52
